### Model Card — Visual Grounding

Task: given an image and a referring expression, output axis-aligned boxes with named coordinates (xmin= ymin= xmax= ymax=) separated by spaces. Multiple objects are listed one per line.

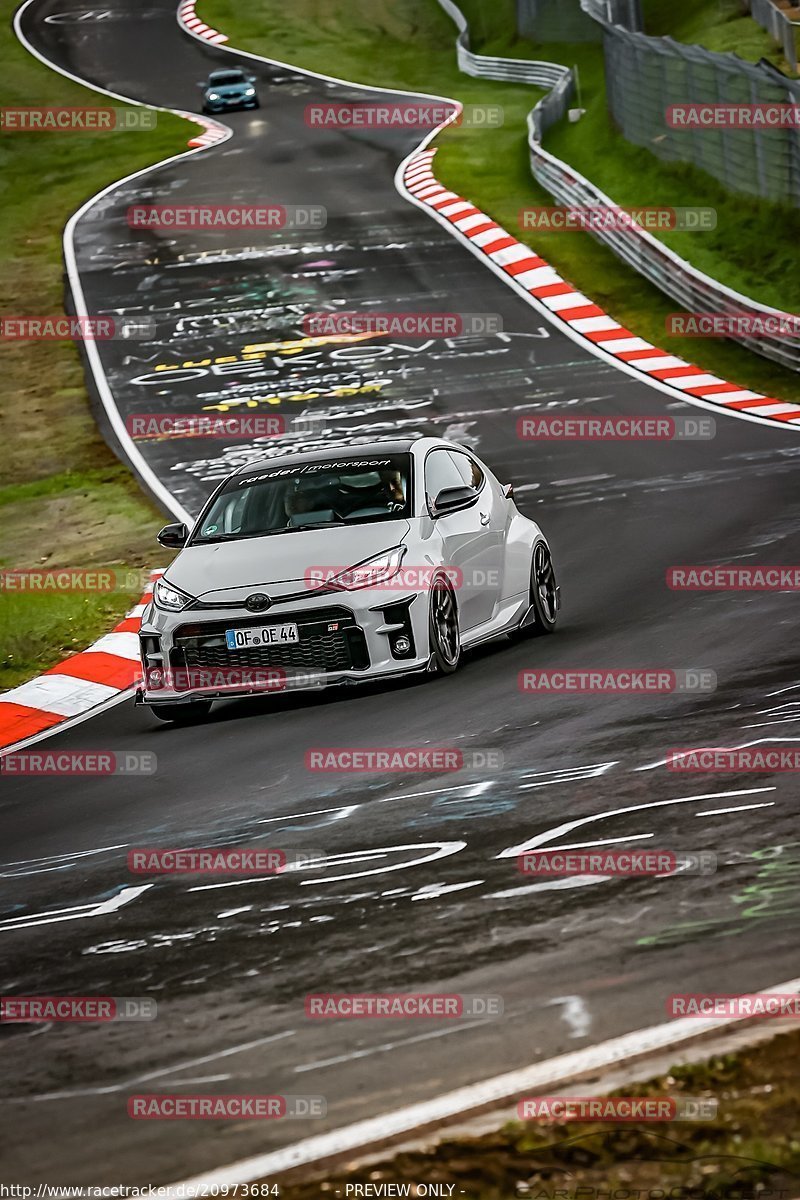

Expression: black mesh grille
xmin=172 ymin=608 xmax=369 ymax=674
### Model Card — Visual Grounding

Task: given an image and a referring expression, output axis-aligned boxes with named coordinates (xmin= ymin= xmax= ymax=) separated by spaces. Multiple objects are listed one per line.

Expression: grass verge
xmin=269 ymin=1029 xmax=800 ymax=1199
xmin=641 ymin=0 xmax=796 ymax=67
xmin=199 ymin=0 xmax=800 ymax=405
xmin=0 ymin=1 xmax=187 ymax=690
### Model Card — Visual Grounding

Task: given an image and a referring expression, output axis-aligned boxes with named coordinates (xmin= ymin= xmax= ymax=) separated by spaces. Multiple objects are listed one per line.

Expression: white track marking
xmin=636 ymin=739 xmax=800 ymax=771
xmin=411 ymin=880 xmax=483 ymax=900
xmin=695 ymin=802 xmax=775 ymax=816
xmin=293 ymin=1019 xmax=490 ymax=1075
xmin=552 ymin=474 xmax=614 ymax=486
xmin=172 ymin=975 xmax=800 ymax=1187
xmin=547 ymin=995 xmax=592 ymax=1039
xmin=543 ymin=834 xmax=654 ymax=850
xmin=490 ymin=875 xmax=608 ymax=899
xmin=0 ymin=843 xmax=128 ymax=878
xmin=188 ymin=842 xmax=467 ymax=891
xmin=0 ymin=885 xmax=151 ymax=931
xmin=497 ymin=794 xmax=724 ymax=860
xmin=2 ymin=844 xmax=127 ymax=867
xmin=258 ymin=806 xmax=361 ymax=825
xmin=518 ymin=762 xmax=617 ymax=790
xmin=495 ymin=786 xmax=780 ymax=863
xmin=7 ymin=1030 xmax=295 ymax=1103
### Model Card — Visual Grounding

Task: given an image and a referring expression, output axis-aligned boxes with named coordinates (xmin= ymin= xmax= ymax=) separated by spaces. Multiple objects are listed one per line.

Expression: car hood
xmin=165 ymin=520 xmax=411 ymax=603
xmin=207 ymin=84 xmax=250 ymax=96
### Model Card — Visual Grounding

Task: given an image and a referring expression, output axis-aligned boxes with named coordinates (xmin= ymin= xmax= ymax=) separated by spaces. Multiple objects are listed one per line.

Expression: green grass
xmin=0 ymin=589 xmax=143 ymax=689
xmin=641 ymin=0 xmax=796 ymax=70
xmin=198 ymin=0 xmax=800 ymax=404
xmin=0 ymin=0 xmax=188 ymax=690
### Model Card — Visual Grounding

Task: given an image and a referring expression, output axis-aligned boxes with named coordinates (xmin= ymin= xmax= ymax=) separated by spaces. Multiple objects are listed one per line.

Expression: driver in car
xmin=379 ymin=468 xmax=405 ymax=507
xmin=284 ymin=477 xmax=334 ymax=524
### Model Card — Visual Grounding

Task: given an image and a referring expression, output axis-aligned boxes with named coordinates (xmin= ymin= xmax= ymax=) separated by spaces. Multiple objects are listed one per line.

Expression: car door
xmin=423 ymin=449 xmax=502 ymax=630
xmin=448 ymin=450 xmax=505 ymax=612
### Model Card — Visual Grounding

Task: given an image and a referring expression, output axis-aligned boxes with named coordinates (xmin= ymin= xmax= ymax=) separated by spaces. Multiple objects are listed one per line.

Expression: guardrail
xmin=435 ymin=0 xmax=800 ymax=372
xmin=747 ymin=0 xmax=798 ymax=72
xmin=528 ymin=132 xmax=800 ymax=371
xmin=436 ymin=0 xmax=569 ymax=85
xmin=581 ymin=0 xmax=643 ymax=30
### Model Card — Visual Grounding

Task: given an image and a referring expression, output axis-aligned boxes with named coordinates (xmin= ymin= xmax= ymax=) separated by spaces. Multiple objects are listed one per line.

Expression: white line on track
xmin=293 ymin=1018 xmax=491 ymax=1075
xmin=635 ymin=739 xmax=800 ymax=771
xmin=695 ymin=802 xmax=775 ymax=816
xmin=172 ymin=976 xmax=800 ymax=1188
xmin=2 ymin=1030 xmax=295 ymax=1103
xmin=552 ymin=474 xmax=614 ymax=486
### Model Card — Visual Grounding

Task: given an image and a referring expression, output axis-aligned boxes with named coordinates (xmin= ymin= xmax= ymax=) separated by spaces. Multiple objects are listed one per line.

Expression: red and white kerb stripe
xmin=177 ymin=0 xmax=228 ymax=44
xmin=0 ymin=571 xmax=162 ymax=751
xmin=403 ymin=149 xmax=800 ymax=428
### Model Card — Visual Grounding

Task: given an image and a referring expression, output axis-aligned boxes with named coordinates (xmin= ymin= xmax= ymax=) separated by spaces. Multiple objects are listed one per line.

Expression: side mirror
xmin=247 ymin=75 xmax=257 ymax=83
xmin=157 ymin=522 xmax=188 ymax=548
xmin=197 ymin=81 xmax=207 ymax=88
xmin=431 ymin=485 xmax=477 ymax=517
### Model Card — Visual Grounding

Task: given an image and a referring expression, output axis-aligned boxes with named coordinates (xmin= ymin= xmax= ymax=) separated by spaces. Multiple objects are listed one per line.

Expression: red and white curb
xmin=403 ymin=149 xmax=800 ymax=429
xmin=0 ymin=572 xmax=161 ymax=753
xmin=176 ymin=109 xmax=229 ymax=149
xmin=177 ymin=0 xmax=228 ymax=44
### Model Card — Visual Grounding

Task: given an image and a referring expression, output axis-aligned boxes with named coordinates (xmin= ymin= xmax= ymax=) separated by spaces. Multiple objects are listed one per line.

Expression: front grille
xmin=188 ymin=584 xmax=335 ymax=611
xmin=172 ymin=608 xmax=369 ymax=675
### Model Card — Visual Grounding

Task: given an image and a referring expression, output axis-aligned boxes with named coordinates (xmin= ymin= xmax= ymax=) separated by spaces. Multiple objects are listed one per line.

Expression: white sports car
xmin=136 ymin=437 xmax=560 ymax=722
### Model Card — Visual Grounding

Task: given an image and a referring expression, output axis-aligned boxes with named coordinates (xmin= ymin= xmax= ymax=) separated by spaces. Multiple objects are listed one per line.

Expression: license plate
xmin=225 ymin=623 xmax=299 ymax=650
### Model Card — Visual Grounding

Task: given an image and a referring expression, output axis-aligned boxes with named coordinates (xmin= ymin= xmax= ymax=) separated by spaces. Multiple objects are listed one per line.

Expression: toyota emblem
xmin=245 ymin=593 xmax=271 ymax=612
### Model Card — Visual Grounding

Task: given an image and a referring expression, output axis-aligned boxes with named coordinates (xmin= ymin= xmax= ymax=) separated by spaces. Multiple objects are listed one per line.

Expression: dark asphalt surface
xmin=2 ymin=0 xmax=800 ymax=1184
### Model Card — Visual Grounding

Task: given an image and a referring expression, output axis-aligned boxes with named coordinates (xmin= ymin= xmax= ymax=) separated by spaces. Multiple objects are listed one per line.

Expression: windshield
xmin=209 ymin=72 xmax=247 ymax=86
xmin=191 ymin=454 xmax=412 ymax=544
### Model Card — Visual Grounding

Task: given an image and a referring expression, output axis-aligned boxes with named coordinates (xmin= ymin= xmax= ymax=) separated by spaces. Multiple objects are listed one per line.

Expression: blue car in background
xmin=200 ymin=68 xmax=260 ymax=114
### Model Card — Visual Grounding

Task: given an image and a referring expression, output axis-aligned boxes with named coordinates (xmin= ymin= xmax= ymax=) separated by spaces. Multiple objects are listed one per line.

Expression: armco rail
xmin=437 ymin=0 xmax=568 ymax=86
xmin=436 ymin=0 xmax=800 ymax=374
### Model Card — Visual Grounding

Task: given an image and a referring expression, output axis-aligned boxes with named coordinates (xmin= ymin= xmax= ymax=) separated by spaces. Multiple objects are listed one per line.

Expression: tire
xmin=252 ymin=99 xmax=260 ymax=109
xmin=428 ymin=576 xmax=461 ymax=674
xmin=149 ymin=700 xmax=212 ymax=725
xmin=521 ymin=539 xmax=560 ymax=636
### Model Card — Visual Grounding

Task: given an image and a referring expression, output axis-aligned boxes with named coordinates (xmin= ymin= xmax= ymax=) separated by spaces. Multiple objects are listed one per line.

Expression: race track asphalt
xmin=2 ymin=0 xmax=800 ymax=1182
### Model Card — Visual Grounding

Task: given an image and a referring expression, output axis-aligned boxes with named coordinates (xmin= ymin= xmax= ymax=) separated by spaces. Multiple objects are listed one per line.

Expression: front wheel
xmin=428 ymin=577 xmax=461 ymax=674
xmin=521 ymin=540 xmax=560 ymax=636
xmin=149 ymin=700 xmax=212 ymax=725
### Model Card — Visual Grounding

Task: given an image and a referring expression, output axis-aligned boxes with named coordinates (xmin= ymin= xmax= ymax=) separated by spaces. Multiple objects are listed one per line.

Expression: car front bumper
xmin=137 ymin=586 xmax=431 ymax=705
xmin=204 ymin=97 xmax=258 ymax=112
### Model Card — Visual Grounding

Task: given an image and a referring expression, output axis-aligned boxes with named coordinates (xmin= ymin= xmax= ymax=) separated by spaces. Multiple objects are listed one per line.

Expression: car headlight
xmin=153 ymin=578 xmax=194 ymax=612
xmin=207 ymin=92 xmax=220 ymax=101
xmin=327 ymin=546 xmax=406 ymax=591
xmin=245 ymin=87 xmax=256 ymax=96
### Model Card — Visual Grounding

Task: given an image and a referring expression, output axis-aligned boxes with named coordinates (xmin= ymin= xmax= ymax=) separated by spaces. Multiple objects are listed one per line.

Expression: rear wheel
xmin=428 ymin=577 xmax=461 ymax=674
xmin=521 ymin=540 xmax=559 ymax=636
xmin=149 ymin=700 xmax=212 ymax=725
